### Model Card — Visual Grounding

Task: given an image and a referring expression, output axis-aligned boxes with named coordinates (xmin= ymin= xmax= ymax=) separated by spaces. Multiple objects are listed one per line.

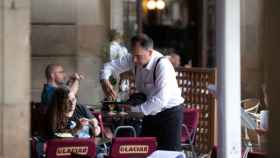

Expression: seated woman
xmin=44 ymin=87 xmax=101 ymax=138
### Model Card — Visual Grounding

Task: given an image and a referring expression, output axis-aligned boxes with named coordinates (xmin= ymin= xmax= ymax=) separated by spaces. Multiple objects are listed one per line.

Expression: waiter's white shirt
xmin=100 ymin=50 xmax=184 ymax=116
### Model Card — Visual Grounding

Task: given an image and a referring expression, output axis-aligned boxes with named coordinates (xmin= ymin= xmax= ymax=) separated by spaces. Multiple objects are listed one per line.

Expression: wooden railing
xmin=175 ymin=67 xmax=216 ymax=154
xmin=120 ymin=67 xmax=217 ymax=154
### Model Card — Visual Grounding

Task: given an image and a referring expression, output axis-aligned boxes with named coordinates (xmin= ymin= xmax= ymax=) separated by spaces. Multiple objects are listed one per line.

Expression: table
xmin=102 ymin=112 xmax=144 ymax=136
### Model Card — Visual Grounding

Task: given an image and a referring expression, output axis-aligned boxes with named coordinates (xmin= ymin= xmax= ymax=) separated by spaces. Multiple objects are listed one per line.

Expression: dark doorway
xmin=142 ymin=0 xmax=203 ymax=67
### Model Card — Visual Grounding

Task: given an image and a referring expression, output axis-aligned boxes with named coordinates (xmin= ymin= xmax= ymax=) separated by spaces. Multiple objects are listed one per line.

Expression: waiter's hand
xmin=100 ymin=79 xmax=117 ymax=100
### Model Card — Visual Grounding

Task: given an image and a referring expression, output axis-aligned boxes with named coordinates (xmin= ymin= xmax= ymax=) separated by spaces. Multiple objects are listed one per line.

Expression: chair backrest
xmin=241 ymin=98 xmax=260 ymax=113
xmin=31 ymin=102 xmax=47 ymax=136
xmin=210 ymin=146 xmax=217 ymax=158
xmin=181 ymin=108 xmax=200 ymax=142
xmin=109 ymin=137 xmax=157 ymax=158
xmin=241 ymin=99 xmax=261 ymax=147
xmin=46 ymin=138 xmax=96 ymax=158
xmin=114 ymin=126 xmax=137 ymax=137
xmin=30 ymin=137 xmax=37 ymax=158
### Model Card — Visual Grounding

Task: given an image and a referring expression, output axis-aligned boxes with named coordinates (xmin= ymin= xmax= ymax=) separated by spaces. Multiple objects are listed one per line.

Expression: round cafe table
xmin=100 ymin=101 xmax=144 ymax=136
xmin=102 ymin=111 xmax=144 ymax=136
xmin=101 ymin=100 xmax=143 ymax=125
xmin=255 ymin=128 xmax=268 ymax=136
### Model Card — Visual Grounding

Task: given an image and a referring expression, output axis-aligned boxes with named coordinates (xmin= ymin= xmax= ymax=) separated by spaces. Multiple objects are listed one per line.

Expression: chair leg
xmin=242 ymin=146 xmax=250 ymax=158
xmin=102 ymin=143 xmax=109 ymax=155
xmin=182 ymin=144 xmax=197 ymax=158
xmin=191 ymin=145 xmax=197 ymax=158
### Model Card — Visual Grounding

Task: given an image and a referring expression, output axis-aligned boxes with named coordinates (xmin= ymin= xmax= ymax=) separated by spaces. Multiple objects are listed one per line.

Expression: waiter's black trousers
xmin=140 ymin=105 xmax=183 ymax=151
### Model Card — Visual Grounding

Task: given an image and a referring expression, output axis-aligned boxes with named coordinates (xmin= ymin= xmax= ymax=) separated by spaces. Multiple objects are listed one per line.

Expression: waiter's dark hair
xmin=131 ymin=34 xmax=153 ymax=50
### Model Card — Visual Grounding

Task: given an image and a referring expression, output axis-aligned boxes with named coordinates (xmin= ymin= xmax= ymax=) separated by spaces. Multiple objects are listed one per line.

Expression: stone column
xmin=216 ymin=0 xmax=241 ymax=157
xmin=0 ymin=0 xmax=30 ymax=157
xmin=240 ymin=0 xmax=264 ymax=98
xmin=76 ymin=0 xmax=111 ymax=105
xmin=110 ymin=0 xmax=124 ymax=33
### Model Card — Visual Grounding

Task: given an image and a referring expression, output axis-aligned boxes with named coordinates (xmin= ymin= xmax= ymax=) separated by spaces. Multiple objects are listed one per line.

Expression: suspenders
xmin=153 ymin=57 xmax=165 ymax=85
xmin=134 ymin=56 xmax=165 ymax=85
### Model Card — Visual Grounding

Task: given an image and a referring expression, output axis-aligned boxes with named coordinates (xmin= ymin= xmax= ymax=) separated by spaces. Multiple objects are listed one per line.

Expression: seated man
xmin=167 ymin=52 xmax=181 ymax=67
xmin=41 ymin=64 xmax=83 ymax=107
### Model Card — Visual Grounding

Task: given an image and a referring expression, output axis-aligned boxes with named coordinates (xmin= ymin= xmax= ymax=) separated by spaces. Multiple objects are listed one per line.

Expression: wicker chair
xmin=241 ymin=98 xmax=263 ymax=158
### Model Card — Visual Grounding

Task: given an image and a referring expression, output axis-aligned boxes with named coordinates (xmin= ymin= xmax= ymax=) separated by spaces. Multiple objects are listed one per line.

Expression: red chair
xmin=92 ymin=111 xmax=115 ymax=155
xmin=46 ymin=138 xmax=96 ymax=158
xmin=210 ymin=146 xmax=217 ymax=158
xmin=109 ymin=137 xmax=157 ymax=158
xmin=30 ymin=137 xmax=38 ymax=158
xmin=31 ymin=102 xmax=47 ymax=136
xmin=181 ymin=108 xmax=200 ymax=158
xmin=247 ymin=152 xmax=266 ymax=158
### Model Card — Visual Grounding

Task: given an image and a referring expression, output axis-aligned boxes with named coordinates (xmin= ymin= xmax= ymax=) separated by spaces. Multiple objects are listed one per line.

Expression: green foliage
xmin=101 ymin=42 xmax=110 ymax=63
xmin=109 ymin=75 xmax=117 ymax=86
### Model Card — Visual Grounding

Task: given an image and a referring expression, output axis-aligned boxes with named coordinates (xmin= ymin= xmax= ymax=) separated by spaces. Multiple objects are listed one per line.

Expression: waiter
xmin=99 ymin=34 xmax=184 ymax=151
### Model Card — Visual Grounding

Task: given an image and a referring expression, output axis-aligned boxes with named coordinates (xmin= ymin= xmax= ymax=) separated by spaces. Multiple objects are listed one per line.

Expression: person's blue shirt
xmin=41 ymin=83 xmax=56 ymax=106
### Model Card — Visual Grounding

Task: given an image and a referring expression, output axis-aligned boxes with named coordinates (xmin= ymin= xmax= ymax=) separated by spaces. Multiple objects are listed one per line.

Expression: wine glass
xmin=119 ymin=79 xmax=129 ymax=115
xmin=107 ymin=96 xmax=116 ymax=115
xmin=108 ymin=104 xmax=116 ymax=115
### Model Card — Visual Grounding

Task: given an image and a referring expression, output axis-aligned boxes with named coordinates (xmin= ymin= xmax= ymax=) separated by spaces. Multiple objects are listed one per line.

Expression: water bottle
xmin=260 ymin=110 xmax=269 ymax=129
xmin=77 ymin=125 xmax=91 ymax=138
xmin=120 ymin=79 xmax=129 ymax=100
